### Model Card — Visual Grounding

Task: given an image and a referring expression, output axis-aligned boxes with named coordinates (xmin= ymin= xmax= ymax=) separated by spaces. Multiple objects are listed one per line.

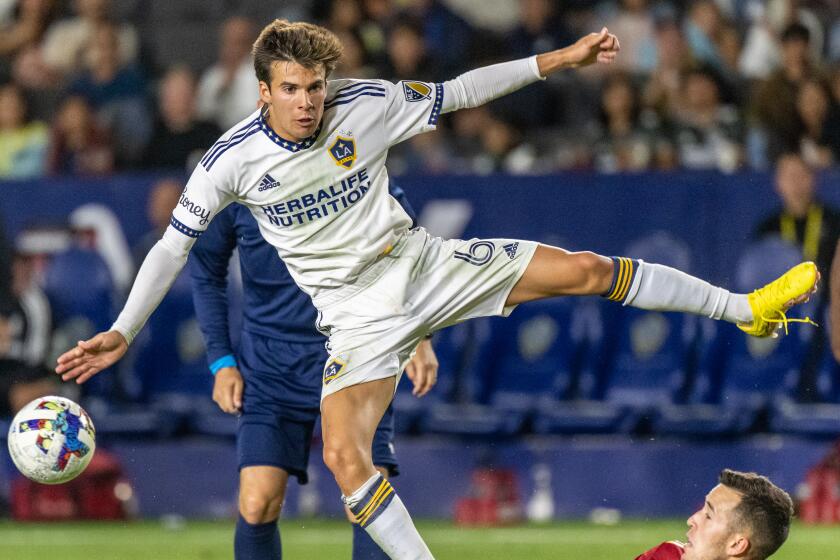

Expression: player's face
xmin=775 ymin=155 xmax=814 ymax=216
xmin=683 ymin=484 xmax=745 ymax=560
xmin=259 ymin=61 xmax=326 ymax=143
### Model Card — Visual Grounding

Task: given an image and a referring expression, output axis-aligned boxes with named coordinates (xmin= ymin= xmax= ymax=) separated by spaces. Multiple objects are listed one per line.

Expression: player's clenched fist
xmin=213 ymin=366 xmax=244 ymax=414
xmin=564 ymin=27 xmax=621 ymax=68
xmin=55 ymin=330 xmax=128 ymax=384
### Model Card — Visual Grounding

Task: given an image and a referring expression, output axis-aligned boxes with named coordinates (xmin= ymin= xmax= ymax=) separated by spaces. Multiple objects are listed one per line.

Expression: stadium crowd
xmin=2 ymin=0 xmax=840 ymax=178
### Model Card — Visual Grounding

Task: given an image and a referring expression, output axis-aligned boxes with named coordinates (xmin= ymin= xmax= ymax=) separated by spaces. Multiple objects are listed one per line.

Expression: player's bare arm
xmin=535 ymin=27 xmax=620 ymax=74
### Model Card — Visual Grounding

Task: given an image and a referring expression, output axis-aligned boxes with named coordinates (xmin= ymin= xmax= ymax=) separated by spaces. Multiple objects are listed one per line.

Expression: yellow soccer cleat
xmin=738 ymin=262 xmax=819 ymax=337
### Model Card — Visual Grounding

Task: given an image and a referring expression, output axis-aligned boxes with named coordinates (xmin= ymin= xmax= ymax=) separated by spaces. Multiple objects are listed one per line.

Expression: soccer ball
xmin=7 ymin=396 xmax=96 ymax=484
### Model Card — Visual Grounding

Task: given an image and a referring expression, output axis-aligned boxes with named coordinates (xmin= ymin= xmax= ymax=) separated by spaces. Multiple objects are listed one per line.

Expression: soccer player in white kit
xmin=58 ymin=20 xmax=819 ymax=559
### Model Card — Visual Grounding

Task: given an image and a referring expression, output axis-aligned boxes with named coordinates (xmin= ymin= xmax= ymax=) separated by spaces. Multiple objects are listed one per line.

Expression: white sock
xmin=623 ymin=260 xmax=753 ymax=324
xmin=343 ymin=473 xmax=434 ymax=560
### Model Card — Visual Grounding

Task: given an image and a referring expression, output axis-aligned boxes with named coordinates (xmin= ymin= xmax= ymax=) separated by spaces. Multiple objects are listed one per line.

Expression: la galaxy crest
xmin=323 ymin=356 xmax=348 ymax=385
xmin=329 ymin=136 xmax=357 ymax=169
xmin=403 ymin=81 xmax=432 ymax=102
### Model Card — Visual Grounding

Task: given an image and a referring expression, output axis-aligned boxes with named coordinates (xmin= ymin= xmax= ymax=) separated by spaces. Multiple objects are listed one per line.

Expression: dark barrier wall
xmin=2 ymin=170 xmax=839 ymax=284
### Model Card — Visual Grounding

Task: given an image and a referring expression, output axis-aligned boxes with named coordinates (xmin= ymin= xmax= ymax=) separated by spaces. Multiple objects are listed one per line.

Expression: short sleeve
xmin=383 ymin=80 xmax=444 ymax=147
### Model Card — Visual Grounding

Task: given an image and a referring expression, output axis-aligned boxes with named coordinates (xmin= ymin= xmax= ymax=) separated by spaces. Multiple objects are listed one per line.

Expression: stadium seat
xmin=479 ymin=299 xmax=579 ymax=415
xmin=528 ymin=300 xmax=635 ymax=435
xmin=655 ymin=238 xmax=812 ymax=436
xmin=769 ymin=333 xmax=840 ymax=437
xmin=394 ymin=321 xmax=474 ymax=434
xmin=80 ymin=397 xmax=180 ymax=440
xmin=132 ymin=273 xmax=212 ymax=403
xmin=43 ymin=247 xmax=117 ymax=398
xmin=578 ymin=233 xmax=699 ymax=429
xmin=43 ymin=247 xmax=115 ymax=332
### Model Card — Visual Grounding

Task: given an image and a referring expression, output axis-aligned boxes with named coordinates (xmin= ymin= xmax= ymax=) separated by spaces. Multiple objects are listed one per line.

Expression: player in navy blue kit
xmin=190 ymin=183 xmax=437 ymax=560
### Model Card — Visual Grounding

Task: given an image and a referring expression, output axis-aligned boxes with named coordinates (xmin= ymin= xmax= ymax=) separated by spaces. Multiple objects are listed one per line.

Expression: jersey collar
xmin=259 ymin=109 xmax=322 ymax=153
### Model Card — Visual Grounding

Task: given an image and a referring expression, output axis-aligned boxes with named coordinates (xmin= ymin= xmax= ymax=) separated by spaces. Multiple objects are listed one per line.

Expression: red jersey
xmin=635 ymin=541 xmax=685 ymax=560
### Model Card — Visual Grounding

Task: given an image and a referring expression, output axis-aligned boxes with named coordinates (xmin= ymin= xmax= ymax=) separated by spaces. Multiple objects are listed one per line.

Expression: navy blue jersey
xmin=190 ymin=184 xmax=417 ymax=368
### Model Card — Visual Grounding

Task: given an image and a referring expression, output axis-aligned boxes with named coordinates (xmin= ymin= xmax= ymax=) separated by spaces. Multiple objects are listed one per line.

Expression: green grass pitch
xmin=1 ymin=518 xmax=837 ymax=559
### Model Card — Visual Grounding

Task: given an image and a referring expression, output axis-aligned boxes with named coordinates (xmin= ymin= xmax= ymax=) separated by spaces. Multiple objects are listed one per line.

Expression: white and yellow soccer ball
xmin=7 ymin=396 xmax=96 ymax=484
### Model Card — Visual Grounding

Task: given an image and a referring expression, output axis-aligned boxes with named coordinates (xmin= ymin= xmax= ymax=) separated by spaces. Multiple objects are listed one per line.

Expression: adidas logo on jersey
xmin=503 ymin=242 xmax=519 ymax=259
xmin=258 ymin=173 xmax=281 ymax=191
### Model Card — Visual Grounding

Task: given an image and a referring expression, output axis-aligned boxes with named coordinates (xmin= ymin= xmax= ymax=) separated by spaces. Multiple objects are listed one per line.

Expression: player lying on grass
xmin=190 ymin=184 xmax=436 ymax=560
xmin=57 ymin=19 xmax=818 ymax=559
xmin=636 ymin=469 xmax=794 ymax=560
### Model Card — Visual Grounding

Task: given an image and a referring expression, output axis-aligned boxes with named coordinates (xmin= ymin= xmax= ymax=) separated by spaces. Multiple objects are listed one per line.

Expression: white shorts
xmin=316 ymin=228 xmax=538 ymax=400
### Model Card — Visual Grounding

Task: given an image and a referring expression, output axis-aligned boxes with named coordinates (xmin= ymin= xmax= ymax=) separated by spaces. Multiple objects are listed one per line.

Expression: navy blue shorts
xmin=236 ymin=331 xmax=398 ymax=483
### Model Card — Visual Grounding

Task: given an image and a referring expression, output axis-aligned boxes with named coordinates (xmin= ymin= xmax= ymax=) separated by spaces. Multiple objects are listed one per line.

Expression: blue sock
xmin=234 ymin=515 xmax=281 ymax=560
xmin=352 ymin=521 xmax=389 ymax=560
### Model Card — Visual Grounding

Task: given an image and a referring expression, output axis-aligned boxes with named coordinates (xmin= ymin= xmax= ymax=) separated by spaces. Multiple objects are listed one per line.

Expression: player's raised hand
xmin=563 ymin=27 xmax=621 ymax=68
xmin=55 ymin=330 xmax=128 ymax=384
xmin=405 ymin=338 xmax=439 ymax=397
xmin=213 ymin=366 xmax=244 ymax=414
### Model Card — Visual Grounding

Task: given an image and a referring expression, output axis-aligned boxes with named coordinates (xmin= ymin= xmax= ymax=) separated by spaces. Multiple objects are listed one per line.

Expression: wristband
xmin=210 ymin=354 xmax=237 ymax=375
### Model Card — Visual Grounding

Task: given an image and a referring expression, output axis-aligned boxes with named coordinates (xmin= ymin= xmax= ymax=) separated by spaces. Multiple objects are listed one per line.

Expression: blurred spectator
xmin=684 ymin=0 xmax=725 ymax=70
xmin=602 ymin=0 xmax=656 ymax=73
xmin=642 ymin=18 xmax=695 ymax=119
xmin=132 ymin=178 xmax=181 ymax=268
xmin=795 ymin=78 xmax=840 ymax=169
xmin=450 ymin=112 xmax=538 ymax=175
xmin=67 ymin=22 xmax=149 ymax=166
xmin=332 ymin=28 xmax=377 ymax=79
xmin=751 ymin=22 xmax=821 ymax=164
xmin=142 ymin=66 xmax=221 ymax=171
xmin=40 ymin=0 xmax=138 ymax=80
xmin=327 ymin=0 xmax=364 ymax=33
xmin=387 ymin=129 xmax=453 ymax=175
xmin=0 ymin=82 xmax=48 ymax=178
xmin=754 ymin=153 xmax=840 ymax=279
xmin=830 ymin=65 xmax=840 ymax=108
xmin=403 ymin=0 xmax=475 ymax=77
xmin=0 ymin=0 xmax=56 ymax=59
xmin=0 ymin=251 xmax=56 ymax=418
xmin=506 ymin=0 xmax=572 ymax=59
xmin=478 ymin=116 xmax=539 ymax=174
xmin=47 ymin=95 xmax=113 ymax=176
xmin=0 ymin=211 xmax=12 ymax=314
xmin=383 ymin=15 xmax=439 ymax=81
xmin=670 ymin=67 xmax=742 ymax=171
xmin=196 ymin=16 xmax=258 ymax=131
xmin=716 ymin=23 xmax=746 ymax=104
xmin=357 ymin=0 xmax=395 ymax=67
xmin=590 ymin=73 xmax=659 ymax=173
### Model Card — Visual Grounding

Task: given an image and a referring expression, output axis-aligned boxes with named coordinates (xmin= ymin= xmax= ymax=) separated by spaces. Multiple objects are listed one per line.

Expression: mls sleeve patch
xmin=402 ymin=81 xmax=433 ymax=102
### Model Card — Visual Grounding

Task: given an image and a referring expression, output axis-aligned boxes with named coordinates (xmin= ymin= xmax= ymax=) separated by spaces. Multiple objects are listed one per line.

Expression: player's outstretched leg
xmin=506 ymin=246 xmax=818 ymax=337
xmin=322 ymin=378 xmax=433 ymax=560
xmin=235 ymin=466 xmax=288 ymax=559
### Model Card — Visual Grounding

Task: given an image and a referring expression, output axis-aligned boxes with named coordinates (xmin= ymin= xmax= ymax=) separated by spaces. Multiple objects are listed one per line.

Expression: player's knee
xmin=574 ymin=251 xmax=613 ymax=293
xmin=323 ymin=441 xmax=366 ymax=480
xmin=239 ymin=489 xmax=284 ymax=524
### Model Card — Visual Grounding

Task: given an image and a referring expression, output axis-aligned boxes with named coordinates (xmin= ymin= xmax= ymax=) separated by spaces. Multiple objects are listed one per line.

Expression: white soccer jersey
xmin=112 ymin=57 xmax=542 ymax=343
xmin=171 ymin=78 xmax=445 ymax=304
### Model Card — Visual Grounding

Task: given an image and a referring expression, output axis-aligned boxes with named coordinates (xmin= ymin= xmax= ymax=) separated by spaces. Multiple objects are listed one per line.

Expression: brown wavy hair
xmin=252 ymin=19 xmax=343 ymax=86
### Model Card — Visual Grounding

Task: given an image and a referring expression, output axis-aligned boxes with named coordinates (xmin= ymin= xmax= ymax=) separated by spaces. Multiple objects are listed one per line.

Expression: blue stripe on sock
xmin=352 ymin=522 xmax=390 ymax=560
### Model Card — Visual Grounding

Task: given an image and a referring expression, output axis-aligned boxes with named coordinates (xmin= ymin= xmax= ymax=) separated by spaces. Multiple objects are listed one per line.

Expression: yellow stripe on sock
xmin=358 ymin=486 xmax=395 ymax=526
xmin=354 ymin=480 xmax=390 ymax=522
xmin=609 ymin=258 xmax=627 ymax=301
xmin=616 ymin=258 xmax=634 ymax=301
